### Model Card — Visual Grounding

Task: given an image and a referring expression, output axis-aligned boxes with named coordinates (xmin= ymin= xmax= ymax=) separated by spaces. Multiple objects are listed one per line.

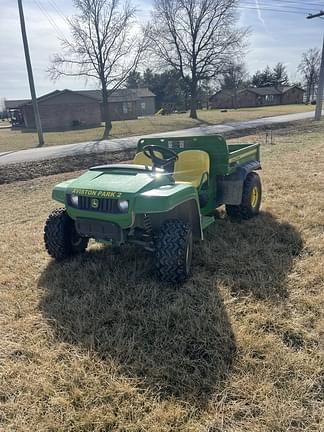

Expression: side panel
xmin=227 ymin=144 xmax=260 ymax=174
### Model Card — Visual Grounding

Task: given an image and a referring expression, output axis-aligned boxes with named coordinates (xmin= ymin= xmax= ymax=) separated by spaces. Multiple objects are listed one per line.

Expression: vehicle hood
xmin=66 ymin=167 xmax=165 ymax=197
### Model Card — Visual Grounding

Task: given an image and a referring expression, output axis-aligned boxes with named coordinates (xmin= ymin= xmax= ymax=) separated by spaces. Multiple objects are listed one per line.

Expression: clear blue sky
xmin=1 ymin=0 xmax=324 ymax=99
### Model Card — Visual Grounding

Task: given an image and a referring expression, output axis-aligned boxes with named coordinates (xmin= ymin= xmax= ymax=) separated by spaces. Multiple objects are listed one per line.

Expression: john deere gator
xmin=44 ymin=135 xmax=261 ymax=282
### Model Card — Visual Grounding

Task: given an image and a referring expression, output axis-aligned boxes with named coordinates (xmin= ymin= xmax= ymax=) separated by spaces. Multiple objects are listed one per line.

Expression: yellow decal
xmin=71 ymin=189 xmax=122 ymax=198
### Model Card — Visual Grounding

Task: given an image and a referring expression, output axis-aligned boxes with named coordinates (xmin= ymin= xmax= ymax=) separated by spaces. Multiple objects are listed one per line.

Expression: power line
xmin=264 ymin=0 xmax=324 ymax=7
xmin=47 ymin=0 xmax=71 ymax=27
xmin=240 ymin=1 xmax=318 ymax=14
xmin=33 ymin=0 xmax=67 ymax=40
xmin=238 ymin=5 xmax=308 ymax=16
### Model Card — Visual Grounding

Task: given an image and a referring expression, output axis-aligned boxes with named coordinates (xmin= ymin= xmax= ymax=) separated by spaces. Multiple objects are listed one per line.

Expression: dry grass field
xmin=0 ymin=104 xmax=314 ymax=153
xmin=0 ymin=121 xmax=323 ymax=431
xmin=0 ymin=120 xmax=11 ymax=128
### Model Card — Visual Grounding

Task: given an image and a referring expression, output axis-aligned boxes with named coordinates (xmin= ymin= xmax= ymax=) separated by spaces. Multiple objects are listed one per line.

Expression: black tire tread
xmin=155 ymin=219 xmax=192 ymax=283
xmin=44 ymin=208 xmax=88 ymax=260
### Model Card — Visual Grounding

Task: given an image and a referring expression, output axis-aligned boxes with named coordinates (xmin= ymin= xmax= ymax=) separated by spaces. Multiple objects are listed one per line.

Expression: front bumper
xmin=75 ymin=218 xmax=124 ymax=242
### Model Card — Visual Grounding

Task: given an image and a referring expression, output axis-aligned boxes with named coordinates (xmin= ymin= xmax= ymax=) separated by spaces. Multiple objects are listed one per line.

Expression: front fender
xmin=134 ymin=183 xmax=199 ymax=213
xmin=134 ymin=183 xmax=203 ymax=239
xmin=52 ymin=180 xmax=75 ymax=204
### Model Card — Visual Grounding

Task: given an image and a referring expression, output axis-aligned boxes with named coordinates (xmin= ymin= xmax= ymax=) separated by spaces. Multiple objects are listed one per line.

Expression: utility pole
xmin=307 ymin=11 xmax=324 ymax=121
xmin=17 ymin=0 xmax=44 ymax=146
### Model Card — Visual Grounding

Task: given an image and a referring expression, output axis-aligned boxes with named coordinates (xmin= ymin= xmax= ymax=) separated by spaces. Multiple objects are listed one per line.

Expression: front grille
xmin=67 ymin=195 xmax=121 ymax=213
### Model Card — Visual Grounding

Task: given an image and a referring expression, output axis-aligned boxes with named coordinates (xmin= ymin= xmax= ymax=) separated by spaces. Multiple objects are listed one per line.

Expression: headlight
xmin=69 ymin=194 xmax=79 ymax=207
xmin=117 ymin=199 xmax=129 ymax=213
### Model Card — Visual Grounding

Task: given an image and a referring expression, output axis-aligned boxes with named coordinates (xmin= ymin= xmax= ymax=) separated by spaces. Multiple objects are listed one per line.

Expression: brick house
xmin=5 ymin=87 xmax=156 ymax=130
xmin=209 ymin=85 xmax=305 ymax=109
xmin=79 ymin=88 xmax=156 ymax=121
xmin=20 ymin=90 xmax=102 ymax=130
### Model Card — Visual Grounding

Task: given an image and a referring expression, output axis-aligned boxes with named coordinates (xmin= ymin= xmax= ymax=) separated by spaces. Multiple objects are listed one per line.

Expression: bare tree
xmin=49 ymin=0 xmax=147 ymax=138
xmin=148 ymin=0 xmax=246 ymax=119
xmin=220 ymin=61 xmax=248 ymax=108
xmin=298 ymin=48 xmax=321 ymax=103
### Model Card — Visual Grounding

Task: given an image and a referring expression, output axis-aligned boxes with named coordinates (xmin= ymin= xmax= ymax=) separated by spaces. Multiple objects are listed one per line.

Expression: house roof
xmin=280 ymin=85 xmax=305 ymax=93
xmin=77 ymin=87 xmax=156 ymax=102
xmin=209 ymin=89 xmax=234 ymax=100
xmin=211 ymin=85 xmax=305 ymax=100
xmin=77 ymin=89 xmax=138 ymax=102
xmin=246 ymin=85 xmax=305 ymax=96
xmin=5 ymin=99 xmax=30 ymax=109
xmin=245 ymin=87 xmax=282 ymax=96
xmin=5 ymin=90 xmax=97 ymax=109
xmin=5 ymin=87 xmax=156 ymax=109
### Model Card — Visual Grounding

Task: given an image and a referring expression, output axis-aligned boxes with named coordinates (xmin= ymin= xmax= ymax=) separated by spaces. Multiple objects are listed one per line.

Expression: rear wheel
xmin=155 ymin=219 xmax=192 ymax=283
xmin=226 ymin=172 xmax=262 ymax=220
xmin=44 ymin=208 xmax=88 ymax=260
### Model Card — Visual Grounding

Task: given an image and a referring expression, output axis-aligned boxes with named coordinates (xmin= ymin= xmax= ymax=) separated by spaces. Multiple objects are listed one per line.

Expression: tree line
xmin=49 ymin=0 xmax=321 ymax=138
xmin=125 ymin=53 xmax=321 ymax=113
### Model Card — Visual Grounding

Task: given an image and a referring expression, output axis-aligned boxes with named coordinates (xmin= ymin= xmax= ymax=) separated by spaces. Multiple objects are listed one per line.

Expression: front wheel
xmin=226 ymin=172 xmax=262 ymax=220
xmin=44 ymin=208 xmax=89 ymax=260
xmin=155 ymin=219 xmax=192 ymax=283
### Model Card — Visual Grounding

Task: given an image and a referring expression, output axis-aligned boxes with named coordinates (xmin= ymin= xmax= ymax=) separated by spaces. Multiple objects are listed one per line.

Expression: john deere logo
xmin=91 ymin=198 xmax=99 ymax=209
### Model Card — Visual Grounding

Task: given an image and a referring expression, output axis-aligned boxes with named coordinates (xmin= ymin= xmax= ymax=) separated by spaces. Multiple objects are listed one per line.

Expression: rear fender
xmin=217 ymin=161 xmax=261 ymax=205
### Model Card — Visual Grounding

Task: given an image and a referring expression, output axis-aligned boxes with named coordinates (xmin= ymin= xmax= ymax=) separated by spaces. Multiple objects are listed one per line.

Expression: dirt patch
xmin=0 ymin=149 xmax=136 ymax=185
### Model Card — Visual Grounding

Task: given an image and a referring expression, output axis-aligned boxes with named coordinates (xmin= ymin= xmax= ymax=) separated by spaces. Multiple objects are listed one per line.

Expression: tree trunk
xmin=233 ymin=87 xmax=238 ymax=109
xmin=189 ymin=82 xmax=198 ymax=119
xmin=310 ymin=80 xmax=315 ymax=101
xmin=305 ymin=82 xmax=310 ymax=103
xmin=101 ymin=85 xmax=112 ymax=139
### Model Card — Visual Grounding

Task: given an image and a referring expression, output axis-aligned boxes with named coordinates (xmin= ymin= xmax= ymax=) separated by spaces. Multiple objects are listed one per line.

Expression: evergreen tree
xmin=272 ymin=63 xmax=289 ymax=86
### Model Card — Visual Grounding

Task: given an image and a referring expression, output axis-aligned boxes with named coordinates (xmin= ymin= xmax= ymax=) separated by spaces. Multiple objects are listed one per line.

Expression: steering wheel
xmin=143 ymin=145 xmax=178 ymax=170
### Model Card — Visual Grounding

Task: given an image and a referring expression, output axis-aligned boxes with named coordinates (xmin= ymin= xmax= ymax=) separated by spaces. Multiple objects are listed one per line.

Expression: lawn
xmin=0 ymin=121 xmax=323 ymax=431
xmin=0 ymin=104 xmax=315 ymax=153
xmin=0 ymin=120 xmax=11 ymax=128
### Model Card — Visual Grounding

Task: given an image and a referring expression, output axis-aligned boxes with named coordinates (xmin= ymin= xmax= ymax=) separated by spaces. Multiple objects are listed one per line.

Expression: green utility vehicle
xmin=44 ymin=135 xmax=262 ymax=282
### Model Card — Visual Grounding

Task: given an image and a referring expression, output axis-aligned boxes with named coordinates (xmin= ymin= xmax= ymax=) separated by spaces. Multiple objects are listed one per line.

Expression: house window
xmin=265 ymin=94 xmax=274 ymax=104
xmin=123 ymin=102 xmax=133 ymax=114
xmin=141 ymin=101 xmax=146 ymax=111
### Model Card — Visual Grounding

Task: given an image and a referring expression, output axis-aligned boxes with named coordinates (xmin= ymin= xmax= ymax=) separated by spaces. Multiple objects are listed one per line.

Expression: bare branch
xmin=147 ymin=0 xmax=247 ymax=118
xmin=49 ymin=0 xmax=147 ymax=137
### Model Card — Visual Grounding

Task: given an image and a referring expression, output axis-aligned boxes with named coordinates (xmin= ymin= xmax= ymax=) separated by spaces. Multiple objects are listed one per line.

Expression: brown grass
xmin=0 ymin=121 xmax=323 ymax=431
xmin=0 ymin=120 xmax=11 ymax=128
xmin=0 ymin=104 xmax=314 ymax=153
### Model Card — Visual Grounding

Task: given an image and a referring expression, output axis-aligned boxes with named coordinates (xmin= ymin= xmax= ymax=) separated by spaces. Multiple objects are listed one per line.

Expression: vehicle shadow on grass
xmin=39 ymin=247 xmax=235 ymax=406
xmin=198 ymin=211 xmax=303 ymax=300
xmin=38 ymin=211 xmax=302 ymax=406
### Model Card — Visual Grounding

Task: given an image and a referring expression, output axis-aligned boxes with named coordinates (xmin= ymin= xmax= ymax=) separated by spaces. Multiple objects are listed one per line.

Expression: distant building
xmin=209 ymin=85 xmax=305 ymax=109
xmin=79 ymin=88 xmax=156 ymax=121
xmin=5 ymin=87 xmax=156 ymax=130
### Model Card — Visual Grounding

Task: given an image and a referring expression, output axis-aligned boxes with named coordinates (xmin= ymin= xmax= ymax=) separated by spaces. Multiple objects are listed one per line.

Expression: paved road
xmin=0 ymin=111 xmax=317 ymax=166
